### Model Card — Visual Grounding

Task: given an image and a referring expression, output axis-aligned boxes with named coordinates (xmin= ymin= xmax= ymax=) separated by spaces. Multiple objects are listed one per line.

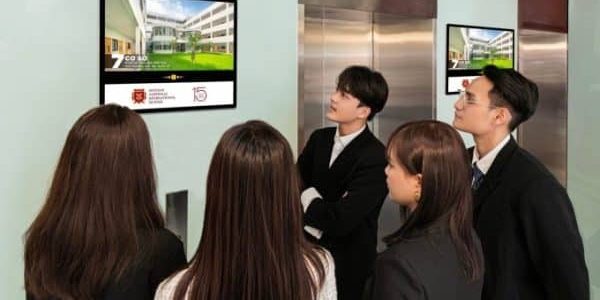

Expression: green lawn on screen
xmin=469 ymin=58 xmax=513 ymax=69
xmin=145 ymin=52 xmax=234 ymax=71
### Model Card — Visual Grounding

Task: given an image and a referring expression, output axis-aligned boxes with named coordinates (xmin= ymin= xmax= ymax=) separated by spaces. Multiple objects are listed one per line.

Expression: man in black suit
xmin=453 ymin=65 xmax=589 ymax=299
xmin=297 ymin=65 xmax=389 ymax=300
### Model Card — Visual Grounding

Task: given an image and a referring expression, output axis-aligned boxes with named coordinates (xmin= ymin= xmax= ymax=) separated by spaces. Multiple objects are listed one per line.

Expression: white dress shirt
xmin=472 ymin=134 xmax=511 ymax=175
xmin=329 ymin=126 xmax=366 ymax=167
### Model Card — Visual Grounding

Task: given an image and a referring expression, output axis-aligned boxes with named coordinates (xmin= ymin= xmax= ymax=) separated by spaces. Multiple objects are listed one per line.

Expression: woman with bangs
xmin=372 ymin=120 xmax=484 ymax=300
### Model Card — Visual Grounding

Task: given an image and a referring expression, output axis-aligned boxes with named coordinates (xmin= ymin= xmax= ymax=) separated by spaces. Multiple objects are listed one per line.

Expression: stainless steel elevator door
xmin=299 ymin=4 xmax=435 ymax=252
xmin=373 ymin=14 xmax=435 ymax=143
xmin=301 ymin=6 xmax=374 ymax=148
xmin=299 ymin=6 xmax=435 ymax=146
xmin=373 ymin=14 xmax=435 ymax=251
xmin=519 ymin=30 xmax=567 ymax=186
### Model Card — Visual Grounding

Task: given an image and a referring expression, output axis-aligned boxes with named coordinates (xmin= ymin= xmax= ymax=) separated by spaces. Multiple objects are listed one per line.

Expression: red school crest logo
xmin=132 ymin=89 xmax=146 ymax=104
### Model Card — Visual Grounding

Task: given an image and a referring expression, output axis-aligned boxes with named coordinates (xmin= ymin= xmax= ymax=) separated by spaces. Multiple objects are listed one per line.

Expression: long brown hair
xmin=24 ymin=104 xmax=165 ymax=299
xmin=384 ymin=120 xmax=483 ymax=281
xmin=174 ymin=120 xmax=326 ymax=300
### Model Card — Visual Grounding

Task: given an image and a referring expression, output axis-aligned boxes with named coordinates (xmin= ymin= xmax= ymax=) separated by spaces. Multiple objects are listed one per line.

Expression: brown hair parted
xmin=24 ymin=104 xmax=165 ymax=299
xmin=173 ymin=120 xmax=326 ymax=300
xmin=384 ymin=120 xmax=483 ymax=281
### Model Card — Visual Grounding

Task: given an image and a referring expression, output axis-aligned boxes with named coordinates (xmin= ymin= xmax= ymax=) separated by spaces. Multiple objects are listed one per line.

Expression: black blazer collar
xmin=328 ymin=126 xmax=375 ymax=171
xmin=471 ymin=136 xmax=519 ymax=209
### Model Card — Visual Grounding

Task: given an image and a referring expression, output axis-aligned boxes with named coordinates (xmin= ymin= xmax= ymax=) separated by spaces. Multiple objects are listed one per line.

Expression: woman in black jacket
xmin=372 ymin=120 xmax=483 ymax=300
xmin=24 ymin=104 xmax=186 ymax=299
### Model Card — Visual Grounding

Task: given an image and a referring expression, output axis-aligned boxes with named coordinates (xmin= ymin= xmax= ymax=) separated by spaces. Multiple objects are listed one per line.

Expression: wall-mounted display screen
xmin=446 ymin=24 xmax=514 ymax=94
xmin=101 ymin=0 xmax=236 ymax=112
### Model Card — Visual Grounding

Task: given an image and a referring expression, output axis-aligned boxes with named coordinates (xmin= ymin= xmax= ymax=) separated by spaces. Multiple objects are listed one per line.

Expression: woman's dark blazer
xmin=102 ymin=228 xmax=186 ymax=299
xmin=372 ymin=225 xmax=483 ymax=300
xmin=26 ymin=228 xmax=186 ymax=300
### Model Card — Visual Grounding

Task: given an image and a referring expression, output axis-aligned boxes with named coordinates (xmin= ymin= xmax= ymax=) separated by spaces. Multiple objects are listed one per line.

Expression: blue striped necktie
xmin=472 ymin=163 xmax=485 ymax=190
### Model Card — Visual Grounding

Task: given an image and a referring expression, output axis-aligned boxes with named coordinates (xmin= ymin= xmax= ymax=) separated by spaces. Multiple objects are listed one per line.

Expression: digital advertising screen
xmin=446 ymin=24 xmax=514 ymax=94
xmin=101 ymin=0 xmax=236 ymax=112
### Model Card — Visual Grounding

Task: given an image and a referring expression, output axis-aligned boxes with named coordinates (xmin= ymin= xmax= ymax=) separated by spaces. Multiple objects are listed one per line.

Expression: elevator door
xmin=300 ymin=5 xmax=374 ymax=145
xmin=298 ymin=4 xmax=435 ymax=251
xmin=519 ymin=30 xmax=568 ymax=186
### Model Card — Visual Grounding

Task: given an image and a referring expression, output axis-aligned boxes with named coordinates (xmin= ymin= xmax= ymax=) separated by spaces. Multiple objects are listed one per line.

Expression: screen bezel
xmin=445 ymin=23 xmax=515 ymax=95
xmin=99 ymin=0 xmax=237 ymax=113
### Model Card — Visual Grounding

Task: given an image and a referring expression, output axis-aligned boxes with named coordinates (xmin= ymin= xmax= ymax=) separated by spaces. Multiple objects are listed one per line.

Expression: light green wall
xmin=436 ymin=0 xmax=518 ymax=146
xmin=2 ymin=0 xmax=599 ymax=298
xmin=569 ymin=0 xmax=600 ymax=298
xmin=0 ymin=0 xmax=297 ymax=298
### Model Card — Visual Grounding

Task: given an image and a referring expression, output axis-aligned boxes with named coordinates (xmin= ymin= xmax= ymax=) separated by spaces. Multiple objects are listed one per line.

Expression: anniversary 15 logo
xmin=193 ymin=87 xmax=207 ymax=102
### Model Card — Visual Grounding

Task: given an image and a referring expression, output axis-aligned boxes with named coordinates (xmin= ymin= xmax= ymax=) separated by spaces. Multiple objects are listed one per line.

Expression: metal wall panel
xmin=300 ymin=0 xmax=436 ymax=17
xmin=373 ymin=14 xmax=435 ymax=143
xmin=300 ymin=6 xmax=373 ymax=148
xmin=373 ymin=14 xmax=435 ymax=250
xmin=298 ymin=5 xmax=435 ymax=251
xmin=518 ymin=30 xmax=567 ymax=186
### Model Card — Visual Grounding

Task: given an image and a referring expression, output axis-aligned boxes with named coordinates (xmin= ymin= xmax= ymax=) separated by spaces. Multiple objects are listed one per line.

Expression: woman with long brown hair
xmin=24 ymin=104 xmax=186 ymax=299
xmin=372 ymin=120 xmax=483 ymax=300
xmin=155 ymin=120 xmax=336 ymax=300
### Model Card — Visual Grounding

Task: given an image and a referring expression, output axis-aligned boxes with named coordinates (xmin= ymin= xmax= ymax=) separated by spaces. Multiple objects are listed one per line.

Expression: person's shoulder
xmin=305 ymin=247 xmax=334 ymax=270
xmin=513 ymin=147 xmax=551 ymax=173
xmin=382 ymin=230 xmax=453 ymax=261
xmin=154 ymin=228 xmax=184 ymax=246
xmin=312 ymin=127 xmax=336 ymax=137
xmin=155 ymin=268 xmax=189 ymax=300
xmin=356 ymin=129 xmax=386 ymax=160
xmin=305 ymin=127 xmax=336 ymax=145
xmin=376 ymin=243 xmax=417 ymax=276
xmin=306 ymin=248 xmax=337 ymax=300
xmin=510 ymin=146 xmax=563 ymax=188
xmin=316 ymin=247 xmax=334 ymax=266
xmin=136 ymin=228 xmax=179 ymax=248
xmin=361 ymin=127 xmax=384 ymax=146
xmin=142 ymin=228 xmax=185 ymax=258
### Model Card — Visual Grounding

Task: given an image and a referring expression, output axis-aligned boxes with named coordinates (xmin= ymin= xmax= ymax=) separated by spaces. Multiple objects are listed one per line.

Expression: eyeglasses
xmin=458 ymin=90 xmax=496 ymax=109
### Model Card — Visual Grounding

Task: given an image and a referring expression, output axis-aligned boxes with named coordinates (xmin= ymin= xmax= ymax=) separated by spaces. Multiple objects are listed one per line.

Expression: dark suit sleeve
xmin=518 ymin=177 xmax=589 ymax=300
xmin=304 ymin=153 xmax=388 ymax=237
xmin=373 ymin=253 xmax=425 ymax=300
xmin=149 ymin=230 xmax=187 ymax=295
xmin=297 ymin=130 xmax=318 ymax=188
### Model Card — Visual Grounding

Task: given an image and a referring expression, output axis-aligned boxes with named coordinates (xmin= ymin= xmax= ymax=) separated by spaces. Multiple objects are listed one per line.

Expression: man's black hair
xmin=482 ymin=65 xmax=539 ymax=130
xmin=336 ymin=65 xmax=389 ymax=121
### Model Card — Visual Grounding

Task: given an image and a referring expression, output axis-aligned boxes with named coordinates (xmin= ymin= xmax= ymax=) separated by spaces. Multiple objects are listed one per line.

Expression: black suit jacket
xmin=472 ymin=137 xmax=589 ymax=300
xmin=27 ymin=228 xmax=187 ymax=300
xmin=372 ymin=225 xmax=484 ymax=300
xmin=297 ymin=127 xmax=388 ymax=300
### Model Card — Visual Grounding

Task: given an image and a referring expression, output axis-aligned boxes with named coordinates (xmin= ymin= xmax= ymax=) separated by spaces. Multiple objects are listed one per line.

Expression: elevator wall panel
xmin=300 ymin=6 xmax=373 ymax=148
xmin=373 ymin=14 xmax=435 ymax=143
xmin=299 ymin=4 xmax=435 ymax=252
xmin=518 ymin=30 xmax=567 ymax=186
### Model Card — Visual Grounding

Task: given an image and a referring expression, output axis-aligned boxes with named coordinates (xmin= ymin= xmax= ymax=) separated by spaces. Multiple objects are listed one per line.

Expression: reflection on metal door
xmin=298 ymin=4 xmax=435 ymax=251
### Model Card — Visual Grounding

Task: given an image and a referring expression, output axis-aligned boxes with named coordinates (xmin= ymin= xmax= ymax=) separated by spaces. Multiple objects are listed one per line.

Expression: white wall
xmin=0 ymin=0 xmax=297 ymax=298
xmin=436 ymin=0 xmax=518 ymax=146
xmin=569 ymin=0 xmax=600 ymax=298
